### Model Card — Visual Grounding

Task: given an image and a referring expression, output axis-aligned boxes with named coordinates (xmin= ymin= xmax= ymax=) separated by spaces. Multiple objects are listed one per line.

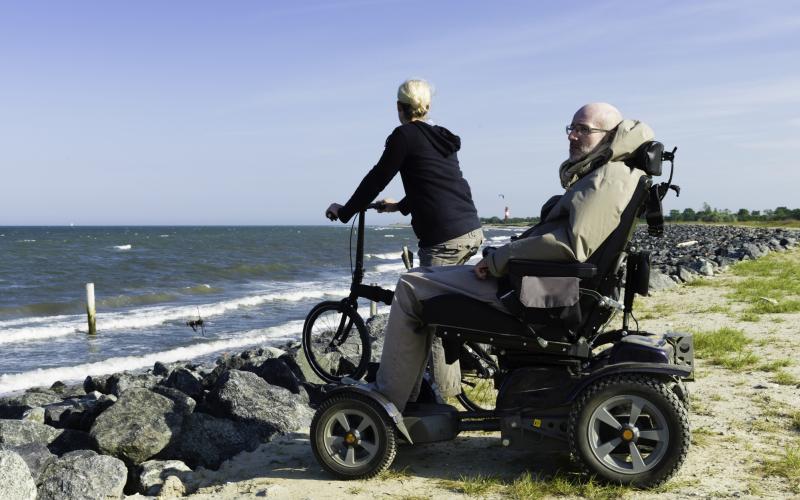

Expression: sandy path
xmin=174 ymin=252 xmax=800 ymax=499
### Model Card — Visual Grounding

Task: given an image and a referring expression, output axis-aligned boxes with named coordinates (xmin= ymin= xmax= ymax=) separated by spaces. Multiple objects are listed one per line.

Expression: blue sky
xmin=1 ymin=0 xmax=798 ymax=225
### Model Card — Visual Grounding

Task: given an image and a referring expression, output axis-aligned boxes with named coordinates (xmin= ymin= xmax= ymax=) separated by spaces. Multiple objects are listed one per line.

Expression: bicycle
xmin=302 ymin=202 xmax=499 ymax=411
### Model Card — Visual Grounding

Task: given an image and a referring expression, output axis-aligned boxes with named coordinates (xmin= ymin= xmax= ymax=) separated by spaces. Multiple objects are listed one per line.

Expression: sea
xmin=0 ymin=225 xmax=518 ymax=395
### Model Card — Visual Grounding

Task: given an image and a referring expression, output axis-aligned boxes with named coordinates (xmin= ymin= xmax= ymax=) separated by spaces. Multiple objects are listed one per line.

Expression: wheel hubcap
xmin=587 ymin=394 xmax=670 ymax=474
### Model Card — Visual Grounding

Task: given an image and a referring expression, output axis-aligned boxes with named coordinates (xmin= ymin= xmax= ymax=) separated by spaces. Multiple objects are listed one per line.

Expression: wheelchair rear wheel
xmin=456 ymin=342 xmax=499 ymax=411
xmin=311 ymin=392 xmax=397 ymax=479
xmin=568 ymin=374 xmax=690 ymax=488
xmin=302 ymin=301 xmax=371 ymax=383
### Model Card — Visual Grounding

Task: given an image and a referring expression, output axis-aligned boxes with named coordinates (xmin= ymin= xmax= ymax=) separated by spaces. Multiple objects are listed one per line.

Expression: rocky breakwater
xmin=629 ymin=224 xmax=799 ymax=291
xmin=0 ymin=347 xmax=314 ymax=498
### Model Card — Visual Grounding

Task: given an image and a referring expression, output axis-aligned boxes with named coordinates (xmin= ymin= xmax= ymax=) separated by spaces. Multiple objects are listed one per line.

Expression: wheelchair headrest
xmin=624 ymin=141 xmax=663 ymax=176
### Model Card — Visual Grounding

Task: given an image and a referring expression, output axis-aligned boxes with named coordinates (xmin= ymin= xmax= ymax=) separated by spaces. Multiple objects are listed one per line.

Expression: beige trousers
xmin=375 ymin=265 xmax=506 ymax=411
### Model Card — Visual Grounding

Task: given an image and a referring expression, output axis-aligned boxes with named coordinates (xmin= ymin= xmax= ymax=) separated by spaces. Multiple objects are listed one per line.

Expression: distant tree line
xmin=665 ymin=203 xmax=800 ymax=223
xmin=481 ymin=204 xmax=800 ymax=225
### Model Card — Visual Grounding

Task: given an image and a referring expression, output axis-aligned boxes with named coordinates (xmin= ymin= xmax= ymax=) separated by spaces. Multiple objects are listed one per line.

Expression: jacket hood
xmin=412 ymin=121 xmax=461 ymax=156
xmin=558 ymin=119 xmax=654 ymax=188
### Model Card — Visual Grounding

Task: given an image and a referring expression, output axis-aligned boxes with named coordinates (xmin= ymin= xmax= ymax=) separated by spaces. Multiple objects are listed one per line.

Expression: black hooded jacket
xmin=338 ymin=121 xmax=481 ymax=247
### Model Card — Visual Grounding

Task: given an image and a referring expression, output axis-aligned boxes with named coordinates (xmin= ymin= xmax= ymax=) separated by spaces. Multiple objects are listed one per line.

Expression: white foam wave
xmin=20 ymin=239 xmax=36 ymax=243
xmin=114 ymin=244 xmax=132 ymax=250
xmin=373 ymin=263 xmax=407 ymax=273
xmin=0 ymin=285 xmax=351 ymax=345
xmin=383 ymin=234 xmax=395 ymax=238
xmin=0 ymin=321 xmax=304 ymax=395
xmin=489 ymin=236 xmax=511 ymax=242
xmin=366 ymin=252 xmax=403 ymax=260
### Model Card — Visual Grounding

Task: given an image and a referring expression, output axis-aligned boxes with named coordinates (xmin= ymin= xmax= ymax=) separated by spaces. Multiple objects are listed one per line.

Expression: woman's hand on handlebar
xmin=473 ymin=257 xmax=490 ymax=280
xmin=376 ymin=198 xmax=399 ymax=213
xmin=325 ymin=203 xmax=342 ymax=221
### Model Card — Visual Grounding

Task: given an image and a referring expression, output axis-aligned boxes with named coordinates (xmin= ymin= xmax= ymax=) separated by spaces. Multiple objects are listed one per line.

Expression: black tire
xmin=310 ymin=393 xmax=397 ymax=479
xmin=302 ymin=301 xmax=371 ymax=383
xmin=456 ymin=342 xmax=499 ymax=412
xmin=568 ymin=374 xmax=690 ymax=488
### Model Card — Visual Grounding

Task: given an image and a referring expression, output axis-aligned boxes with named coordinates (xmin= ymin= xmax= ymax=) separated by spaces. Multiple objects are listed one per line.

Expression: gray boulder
xmin=21 ymin=407 xmax=45 ymax=424
xmin=44 ymin=391 xmax=115 ymax=430
xmin=4 ymin=442 xmax=57 ymax=484
xmin=0 ymin=450 xmax=37 ymax=499
xmin=742 ymin=242 xmax=765 ymax=259
xmin=163 ymin=367 xmax=204 ymax=400
xmin=677 ymin=266 xmax=697 ymax=283
xmin=177 ymin=412 xmax=259 ymax=469
xmin=37 ymin=449 xmax=127 ymax=500
xmin=83 ymin=374 xmax=111 ymax=394
xmin=0 ymin=419 xmax=63 ymax=447
xmin=648 ymin=270 xmax=677 ymax=292
xmin=138 ymin=459 xmax=191 ymax=496
xmin=107 ymin=372 xmax=160 ymax=397
xmin=256 ymin=358 xmax=303 ymax=394
xmin=151 ymin=386 xmax=197 ymax=415
xmin=90 ymin=388 xmax=184 ymax=464
xmin=48 ymin=428 xmax=97 ymax=456
xmin=205 ymin=370 xmax=312 ymax=438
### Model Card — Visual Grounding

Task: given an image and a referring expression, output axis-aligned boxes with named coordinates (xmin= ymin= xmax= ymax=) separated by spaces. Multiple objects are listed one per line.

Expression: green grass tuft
xmin=758 ymin=359 xmax=793 ymax=372
xmin=693 ymin=327 xmax=760 ymax=371
xmin=686 ymin=277 xmax=715 ymax=287
xmin=761 ymin=443 xmax=800 ymax=492
xmin=771 ymin=370 xmax=800 ymax=386
xmin=439 ymin=474 xmax=501 ymax=496
xmin=791 ymin=411 xmax=800 ymax=432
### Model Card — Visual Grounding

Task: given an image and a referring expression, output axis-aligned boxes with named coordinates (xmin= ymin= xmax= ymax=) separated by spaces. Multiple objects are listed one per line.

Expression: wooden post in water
xmin=86 ymin=283 xmax=97 ymax=335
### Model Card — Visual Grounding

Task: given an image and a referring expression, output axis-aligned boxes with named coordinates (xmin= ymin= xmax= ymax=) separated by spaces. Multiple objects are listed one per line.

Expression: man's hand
xmin=473 ymin=257 xmax=490 ymax=280
xmin=376 ymin=198 xmax=399 ymax=213
xmin=325 ymin=203 xmax=342 ymax=221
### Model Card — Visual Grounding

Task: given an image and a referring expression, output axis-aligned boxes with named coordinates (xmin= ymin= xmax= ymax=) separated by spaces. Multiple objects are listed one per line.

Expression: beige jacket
xmin=487 ymin=119 xmax=654 ymax=277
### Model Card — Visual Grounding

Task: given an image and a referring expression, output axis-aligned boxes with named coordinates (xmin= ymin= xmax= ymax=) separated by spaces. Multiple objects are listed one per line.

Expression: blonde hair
xmin=397 ymin=79 xmax=432 ymax=120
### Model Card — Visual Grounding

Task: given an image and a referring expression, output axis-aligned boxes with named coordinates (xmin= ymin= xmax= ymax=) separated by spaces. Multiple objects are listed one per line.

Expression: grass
xmin=377 ymin=466 xmax=411 ymax=481
xmin=685 ymin=277 xmax=715 ymax=287
xmin=792 ymin=411 xmax=800 ymax=432
xmin=724 ymin=251 xmax=800 ymax=314
xmin=760 ymin=443 xmax=800 ymax=493
xmin=739 ymin=312 xmax=761 ymax=322
xmin=693 ymin=326 xmax=760 ymax=371
xmin=758 ymin=358 xmax=794 ymax=372
xmin=771 ymin=370 xmax=800 ymax=386
xmin=692 ymin=427 xmax=715 ymax=446
xmin=440 ymin=471 xmax=632 ymax=499
xmin=703 ymin=304 xmax=731 ymax=314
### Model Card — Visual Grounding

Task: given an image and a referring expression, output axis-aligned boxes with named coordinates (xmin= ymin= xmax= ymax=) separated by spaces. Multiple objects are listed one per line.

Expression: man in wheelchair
xmin=310 ymin=102 xmax=693 ymax=488
xmin=376 ymin=102 xmax=652 ymax=410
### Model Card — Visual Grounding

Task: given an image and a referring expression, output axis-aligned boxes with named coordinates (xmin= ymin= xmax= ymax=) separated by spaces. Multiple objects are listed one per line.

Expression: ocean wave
xmin=0 ymin=321 xmax=305 ymax=395
xmin=114 ymin=244 xmax=132 ymax=250
xmin=184 ymin=284 xmax=218 ymax=295
xmin=366 ymin=252 xmax=403 ymax=260
xmin=383 ymin=234 xmax=395 ymax=238
xmin=373 ymin=262 xmax=407 ymax=273
xmin=0 ymin=285 xmax=352 ymax=346
xmin=489 ymin=236 xmax=512 ymax=242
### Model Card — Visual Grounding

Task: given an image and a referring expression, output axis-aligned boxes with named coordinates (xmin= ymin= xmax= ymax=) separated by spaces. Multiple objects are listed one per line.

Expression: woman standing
xmin=325 ymin=79 xmax=483 ymax=266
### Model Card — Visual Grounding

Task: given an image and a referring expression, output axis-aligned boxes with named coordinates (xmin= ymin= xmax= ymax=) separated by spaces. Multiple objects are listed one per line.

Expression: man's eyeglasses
xmin=565 ymin=124 xmax=610 ymax=136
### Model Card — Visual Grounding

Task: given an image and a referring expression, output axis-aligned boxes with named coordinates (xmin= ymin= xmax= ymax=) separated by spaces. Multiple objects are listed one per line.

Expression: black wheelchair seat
xmin=421 ymin=294 xmax=526 ymax=336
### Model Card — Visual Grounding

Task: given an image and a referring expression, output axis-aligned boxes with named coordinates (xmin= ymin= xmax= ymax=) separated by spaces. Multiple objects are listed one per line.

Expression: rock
xmin=741 ymin=242 xmax=765 ymax=259
xmin=37 ymin=449 xmax=128 ymax=500
xmin=158 ymin=475 xmax=187 ymax=498
xmin=48 ymin=428 xmax=97 ymax=455
xmin=163 ymin=367 xmax=204 ymax=400
xmin=0 ymin=450 xmax=37 ymax=499
xmin=90 ymin=388 xmax=183 ymax=464
xmin=205 ymin=370 xmax=313 ymax=439
xmin=4 ymin=443 xmax=56 ymax=483
xmin=0 ymin=419 xmax=63 ymax=447
xmin=83 ymin=374 xmax=111 ymax=394
xmin=256 ymin=358 xmax=303 ymax=394
xmin=138 ymin=459 xmax=191 ymax=496
xmin=44 ymin=392 xmax=115 ymax=430
xmin=151 ymin=386 xmax=197 ymax=415
xmin=648 ymin=270 xmax=677 ymax=291
xmin=49 ymin=381 xmax=85 ymax=398
xmin=107 ymin=372 xmax=159 ymax=397
xmin=21 ymin=407 xmax=45 ymax=424
xmin=177 ymin=412 xmax=259 ymax=469
xmin=678 ymin=266 xmax=696 ymax=283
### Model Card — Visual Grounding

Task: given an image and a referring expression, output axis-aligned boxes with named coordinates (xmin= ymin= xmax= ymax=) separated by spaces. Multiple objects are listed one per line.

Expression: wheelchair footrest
xmin=402 ymin=403 xmax=460 ymax=443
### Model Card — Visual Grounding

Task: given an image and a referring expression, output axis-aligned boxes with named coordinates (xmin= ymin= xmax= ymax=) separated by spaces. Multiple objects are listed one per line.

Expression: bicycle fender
xmin=325 ymin=385 xmax=414 ymax=444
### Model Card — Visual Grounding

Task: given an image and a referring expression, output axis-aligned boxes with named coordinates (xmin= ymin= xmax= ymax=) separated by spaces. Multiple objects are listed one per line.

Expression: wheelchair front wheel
xmin=311 ymin=393 xmax=397 ymax=479
xmin=456 ymin=342 xmax=499 ymax=412
xmin=302 ymin=301 xmax=371 ymax=383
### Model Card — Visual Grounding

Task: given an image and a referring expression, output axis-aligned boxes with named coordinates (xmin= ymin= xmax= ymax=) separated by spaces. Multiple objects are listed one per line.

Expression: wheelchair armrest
xmin=507 ymin=259 xmax=597 ymax=279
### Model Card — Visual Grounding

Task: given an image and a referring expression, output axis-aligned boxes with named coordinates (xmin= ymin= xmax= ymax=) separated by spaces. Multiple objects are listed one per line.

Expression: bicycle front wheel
xmin=302 ymin=301 xmax=371 ymax=383
xmin=456 ymin=342 xmax=499 ymax=411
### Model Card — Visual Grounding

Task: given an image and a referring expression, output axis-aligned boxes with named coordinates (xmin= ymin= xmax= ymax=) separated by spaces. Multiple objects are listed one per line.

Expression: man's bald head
xmin=568 ymin=103 xmax=623 ymax=161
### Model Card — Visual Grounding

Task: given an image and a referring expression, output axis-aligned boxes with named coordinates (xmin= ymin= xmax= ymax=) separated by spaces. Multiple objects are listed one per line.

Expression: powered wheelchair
xmin=309 ymin=142 xmax=694 ymax=488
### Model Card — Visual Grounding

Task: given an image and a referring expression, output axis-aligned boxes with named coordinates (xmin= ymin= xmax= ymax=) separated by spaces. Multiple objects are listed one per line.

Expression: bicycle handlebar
xmin=326 ymin=202 xmax=387 ymax=221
